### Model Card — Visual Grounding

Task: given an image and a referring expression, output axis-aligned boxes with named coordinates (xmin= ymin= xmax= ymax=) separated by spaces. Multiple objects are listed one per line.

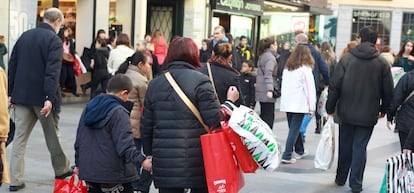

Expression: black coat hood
xmin=350 ymin=42 xmax=379 ymax=60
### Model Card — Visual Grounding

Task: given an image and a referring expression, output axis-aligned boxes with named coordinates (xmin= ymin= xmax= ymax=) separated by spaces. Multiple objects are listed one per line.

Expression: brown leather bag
xmin=63 ymin=52 xmax=74 ymax=63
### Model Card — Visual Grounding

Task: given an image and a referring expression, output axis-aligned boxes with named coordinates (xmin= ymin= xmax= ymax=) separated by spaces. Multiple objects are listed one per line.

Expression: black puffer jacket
xmin=387 ymin=71 xmax=414 ymax=148
xmin=326 ymin=42 xmax=393 ymax=127
xmin=141 ymin=61 xmax=221 ymax=189
xmin=200 ymin=62 xmax=242 ymax=105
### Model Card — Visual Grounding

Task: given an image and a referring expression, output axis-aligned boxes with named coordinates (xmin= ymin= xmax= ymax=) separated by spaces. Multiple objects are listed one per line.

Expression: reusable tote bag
xmin=54 ymin=173 xmax=87 ymax=193
xmin=165 ymin=72 xmax=244 ymax=193
xmin=227 ymin=104 xmax=281 ymax=172
xmin=314 ymin=116 xmax=335 ymax=170
xmin=382 ymin=153 xmax=414 ymax=193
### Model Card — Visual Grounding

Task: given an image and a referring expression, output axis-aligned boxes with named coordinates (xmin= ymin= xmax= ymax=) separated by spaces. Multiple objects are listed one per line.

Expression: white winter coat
xmin=107 ymin=45 xmax=135 ymax=75
xmin=280 ymin=65 xmax=316 ymax=113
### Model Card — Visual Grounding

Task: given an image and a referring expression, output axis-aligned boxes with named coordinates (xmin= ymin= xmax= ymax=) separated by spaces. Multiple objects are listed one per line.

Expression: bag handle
xmin=206 ymin=63 xmax=219 ymax=101
xmin=165 ymin=72 xmax=209 ymax=132
xmin=403 ymin=90 xmax=414 ymax=104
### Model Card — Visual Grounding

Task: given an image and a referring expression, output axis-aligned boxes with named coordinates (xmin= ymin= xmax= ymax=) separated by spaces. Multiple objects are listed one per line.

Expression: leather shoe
xmin=55 ymin=169 xmax=73 ymax=179
xmin=334 ymin=180 xmax=345 ymax=186
xmin=9 ymin=183 xmax=25 ymax=191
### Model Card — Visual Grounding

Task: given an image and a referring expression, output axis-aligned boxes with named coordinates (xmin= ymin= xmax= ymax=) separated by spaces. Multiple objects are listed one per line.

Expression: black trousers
xmin=159 ymin=188 xmax=208 ymax=193
xmin=87 ymin=182 xmax=134 ymax=193
xmin=398 ymin=130 xmax=409 ymax=152
xmin=259 ymin=102 xmax=275 ymax=129
xmin=60 ymin=62 xmax=77 ymax=94
xmin=336 ymin=122 xmax=373 ymax=192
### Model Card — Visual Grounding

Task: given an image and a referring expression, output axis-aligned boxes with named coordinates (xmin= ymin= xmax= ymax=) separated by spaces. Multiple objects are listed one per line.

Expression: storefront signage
xmin=212 ymin=0 xmax=264 ymax=16
xmin=353 ymin=10 xmax=391 ymax=21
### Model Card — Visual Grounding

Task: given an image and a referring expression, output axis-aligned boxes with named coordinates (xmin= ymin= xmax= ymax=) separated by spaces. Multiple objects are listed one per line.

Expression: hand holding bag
xmin=165 ymin=72 xmax=244 ymax=193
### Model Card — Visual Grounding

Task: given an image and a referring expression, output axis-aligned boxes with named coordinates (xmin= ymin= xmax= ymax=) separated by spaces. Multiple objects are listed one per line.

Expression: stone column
xmin=183 ymin=0 xmax=208 ymax=47
xmin=134 ymin=0 xmax=147 ymax=46
xmin=116 ymin=0 xmax=133 ymax=37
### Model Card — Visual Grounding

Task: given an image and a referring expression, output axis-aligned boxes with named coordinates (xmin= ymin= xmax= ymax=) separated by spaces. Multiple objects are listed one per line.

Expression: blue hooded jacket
xmin=75 ymin=94 xmax=143 ymax=184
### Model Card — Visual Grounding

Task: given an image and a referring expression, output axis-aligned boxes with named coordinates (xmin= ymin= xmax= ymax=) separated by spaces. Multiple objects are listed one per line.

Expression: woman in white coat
xmin=280 ymin=45 xmax=316 ymax=164
xmin=107 ymin=33 xmax=135 ymax=75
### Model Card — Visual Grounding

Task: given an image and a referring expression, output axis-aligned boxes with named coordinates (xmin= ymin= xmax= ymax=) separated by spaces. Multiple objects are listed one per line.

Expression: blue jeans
xmin=336 ymin=122 xmax=373 ymax=192
xmin=132 ymin=139 xmax=153 ymax=192
xmin=282 ymin=113 xmax=305 ymax=160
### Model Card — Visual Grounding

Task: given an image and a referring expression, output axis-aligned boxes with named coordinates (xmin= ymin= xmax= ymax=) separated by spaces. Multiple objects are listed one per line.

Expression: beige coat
xmin=125 ymin=65 xmax=148 ymax=139
xmin=0 ymin=68 xmax=10 ymax=183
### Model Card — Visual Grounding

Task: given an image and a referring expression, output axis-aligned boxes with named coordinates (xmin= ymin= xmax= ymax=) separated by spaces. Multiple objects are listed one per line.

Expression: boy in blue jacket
xmin=75 ymin=74 xmax=152 ymax=193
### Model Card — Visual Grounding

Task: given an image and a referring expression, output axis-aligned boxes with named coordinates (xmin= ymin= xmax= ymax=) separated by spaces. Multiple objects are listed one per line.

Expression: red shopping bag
xmin=54 ymin=173 xmax=87 ymax=193
xmin=73 ymin=56 xmax=82 ymax=77
xmin=221 ymin=121 xmax=258 ymax=173
xmin=201 ymin=130 xmax=244 ymax=193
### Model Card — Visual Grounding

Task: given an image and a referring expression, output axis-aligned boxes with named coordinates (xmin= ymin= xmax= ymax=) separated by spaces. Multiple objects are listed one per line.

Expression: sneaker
xmin=293 ymin=151 xmax=308 ymax=160
xmin=281 ymin=158 xmax=296 ymax=164
xmin=9 ymin=183 xmax=25 ymax=192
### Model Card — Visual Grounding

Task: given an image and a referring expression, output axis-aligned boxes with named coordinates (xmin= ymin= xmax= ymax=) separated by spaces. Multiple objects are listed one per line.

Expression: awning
xmin=305 ymin=5 xmax=333 ymax=15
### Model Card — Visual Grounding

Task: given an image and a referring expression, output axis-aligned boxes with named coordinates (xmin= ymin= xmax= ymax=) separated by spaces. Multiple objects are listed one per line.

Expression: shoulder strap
xmin=206 ymin=63 xmax=219 ymax=100
xmin=404 ymin=90 xmax=414 ymax=104
xmin=164 ymin=72 xmax=209 ymax=132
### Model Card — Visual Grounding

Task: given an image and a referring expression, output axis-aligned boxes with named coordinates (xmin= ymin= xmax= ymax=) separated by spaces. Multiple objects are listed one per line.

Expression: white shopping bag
xmin=228 ymin=105 xmax=281 ymax=172
xmin=317 ymin=88 xmax=328 ymax=117
xmin=314 ymin=116 xmax=335 ymax=170
xmin=75 ymin=54 xmax=88 ymax=74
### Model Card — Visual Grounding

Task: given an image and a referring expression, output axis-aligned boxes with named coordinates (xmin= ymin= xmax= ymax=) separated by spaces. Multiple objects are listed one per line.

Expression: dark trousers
xmin=132 ymin=139 xmax=153 ymax=192
xmin=259 ymin=102 xmax=275 ymax=129
xmin=87 ymin=182 xmax=133 ymax=193
xmin=398 ymin=130 xmax=409 ymax=152
xmin=282 ymin=113 xmax=305 ymax=159
xmin=336 ymin=122 xmax=373 ymax=192
xmin=159 ymin=188 xmax=208 ymax=193
xmin=60 ymin=62 xmax=77 ymax=94
xmin=314 ymin=91 xmax=322 ymax=128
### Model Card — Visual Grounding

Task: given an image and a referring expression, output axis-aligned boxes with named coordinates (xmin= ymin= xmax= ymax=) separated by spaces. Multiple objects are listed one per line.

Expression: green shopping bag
xmin=379 ymin=164 xmax=388 ymax=193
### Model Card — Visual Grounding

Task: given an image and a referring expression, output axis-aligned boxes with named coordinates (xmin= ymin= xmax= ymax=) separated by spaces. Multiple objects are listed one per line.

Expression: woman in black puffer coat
xmin=200 ymin=42 xmax=243 ymax=106
xmin=141 ymin=37 xmax=239 ymax=193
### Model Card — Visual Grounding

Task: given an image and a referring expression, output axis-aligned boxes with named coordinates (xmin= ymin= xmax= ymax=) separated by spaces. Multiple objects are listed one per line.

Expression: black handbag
xmin=273 ymin=77 xmax=282 ymax=98
xmin=81 ymin=47 xmax=92 ymax=72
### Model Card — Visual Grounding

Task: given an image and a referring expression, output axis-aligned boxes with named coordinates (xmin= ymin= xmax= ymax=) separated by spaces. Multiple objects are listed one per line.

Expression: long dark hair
xmin=165 ymin=37 xmax=201 ymax=68
xmin=116 ymin=51 xmax=148 ymax=74
xmin=257 ymin=37 xmax=275 ymax=56
xmin=395 ymin=40 xmax=414 ymax=62
xmin=285 ymin=45 xmax=314 ymax=71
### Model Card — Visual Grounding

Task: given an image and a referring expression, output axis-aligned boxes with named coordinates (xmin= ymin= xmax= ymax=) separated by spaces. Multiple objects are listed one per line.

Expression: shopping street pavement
xmin=0 ymin=102 xmax=400 ymax=193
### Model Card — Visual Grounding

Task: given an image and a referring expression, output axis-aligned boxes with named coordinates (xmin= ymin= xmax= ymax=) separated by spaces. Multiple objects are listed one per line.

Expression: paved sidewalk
xmin=0 ymin=103 xmax=400 ymax=193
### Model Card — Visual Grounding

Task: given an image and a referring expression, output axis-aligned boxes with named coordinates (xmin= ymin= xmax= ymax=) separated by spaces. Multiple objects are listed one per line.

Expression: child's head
xmin=285 ymin=45 xmax=315 ymax=71
xmin=201 ymin=39 xmax=209 ymax=51
xmin=241 ymin=60 xmax=254 ymax=73
xmin=95 ymin=38 xmax=107 ymax=48
xmin=106 ymin=74 xmax=133 ymax=101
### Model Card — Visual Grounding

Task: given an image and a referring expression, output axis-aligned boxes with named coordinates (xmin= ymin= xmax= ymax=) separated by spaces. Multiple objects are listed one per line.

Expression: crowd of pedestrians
xmin=2 ymin=6 xmax=414 ymax=193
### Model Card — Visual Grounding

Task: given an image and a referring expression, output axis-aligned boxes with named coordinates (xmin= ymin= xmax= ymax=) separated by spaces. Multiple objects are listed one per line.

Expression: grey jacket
xmin=256 ymin=49 xmax=277 ymax=103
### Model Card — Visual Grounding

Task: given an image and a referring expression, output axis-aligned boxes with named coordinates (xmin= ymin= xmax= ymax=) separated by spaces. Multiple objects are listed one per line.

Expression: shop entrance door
xmin=147 ymin=0 xmax=184 ymax=42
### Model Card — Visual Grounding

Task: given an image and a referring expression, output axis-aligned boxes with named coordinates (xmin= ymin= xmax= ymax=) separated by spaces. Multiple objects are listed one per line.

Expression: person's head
xmin=239 ymin=36 xmax=248 ymax=46
xmin=321 ymin=42 xmax=335 ymax=65
xmin=382 ymin=45 xmax=392 ymax=53
xmin=201 ymin=39 xmax=209 ymax=51
xmin=152 ymin=30 xmax=162 ymax=38
xmin=43 ymin=8 xmax=64 ymax=34
xmin=257 ymin=37 xmax=276 ymax=56
xmin=95 ymin=38 xmax=107 ymax=49
xmin=144 ymin=33 xmax=152 ymax=42
xmin=340 ymin=41 xmax=358 ymax=59
xmin=213 ymin=26 xmax=226 ymax=41
xmin=358 ymin=26 xmax=378 ymax=44
xmin=295 ymin=33 xmax=309 ymax=45
xmin=115 ymin=33 xmax=131 ymax=48
xmin=397 ymin=40 xmax=414 ymax=57
xmin=285 ymin=45 xmax=315 ymax=71
xmin=116 ymin=51 xmax=150 ymax=75
xmin=226 ymin=33 xmax=234 ymax=44
xmin=136 ymin=40 xmax=147 ymax=51
xmin=96 ymin=29 xmax=106 ymax=40
xmin=106 ymin=74 xmax=133 ymax=102
xmin=213 ymin=42 xmax=232 ymax=59
xmin=0 ymin=35 xmax=4 ymax=44
xmin=241 ymin=60 xmax=254 ymax=73
xmin=165 ymin=37 xmax=201 ymax=68
xmin=282 ymin=41 xmax=291 ymax=50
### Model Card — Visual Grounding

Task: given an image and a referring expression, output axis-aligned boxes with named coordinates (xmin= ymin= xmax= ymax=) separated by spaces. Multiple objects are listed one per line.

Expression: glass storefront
xmin=401 ymin=12 xmax=414 ymax=45
xmin=351 ymin=10 xmax=391 ymax=51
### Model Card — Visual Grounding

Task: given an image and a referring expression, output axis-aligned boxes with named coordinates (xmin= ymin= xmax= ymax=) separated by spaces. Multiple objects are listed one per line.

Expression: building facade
xmin=329 ymin=0 xmax=414 ymax=57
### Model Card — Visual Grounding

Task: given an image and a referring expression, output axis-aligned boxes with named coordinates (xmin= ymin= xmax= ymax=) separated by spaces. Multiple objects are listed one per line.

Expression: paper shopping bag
xmin=221 ymin=121 xmax=258 ymax=173
xmin=201 ymin=130 xmax=244 ymax=193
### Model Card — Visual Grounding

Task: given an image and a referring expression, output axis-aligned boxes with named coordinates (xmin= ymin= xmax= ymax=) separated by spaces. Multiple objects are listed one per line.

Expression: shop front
xmin=210 ymin=0 xmax=264 ymax=51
